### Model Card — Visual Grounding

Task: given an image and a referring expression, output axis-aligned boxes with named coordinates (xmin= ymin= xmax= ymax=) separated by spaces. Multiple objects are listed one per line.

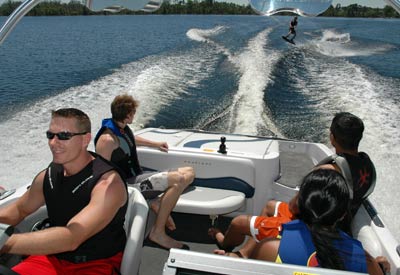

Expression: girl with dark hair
xmin=251 ymin=169 xmax=388 ymax=274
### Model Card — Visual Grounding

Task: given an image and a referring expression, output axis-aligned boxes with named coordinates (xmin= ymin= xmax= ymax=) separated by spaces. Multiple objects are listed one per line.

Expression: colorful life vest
xmin=277 ymin=220 xmax=367 ymax=273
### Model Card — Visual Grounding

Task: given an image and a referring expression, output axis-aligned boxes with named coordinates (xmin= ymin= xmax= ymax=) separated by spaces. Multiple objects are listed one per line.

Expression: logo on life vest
xmin=358 ymin=168 xmax=370 ymax=187
xmin=307 ymin=251 xmax=319 ymax=267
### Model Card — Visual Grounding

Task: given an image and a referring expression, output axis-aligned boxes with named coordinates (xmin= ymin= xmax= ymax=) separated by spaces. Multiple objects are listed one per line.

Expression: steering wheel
xmin=31 ymin=218 xmax=51 ymax=232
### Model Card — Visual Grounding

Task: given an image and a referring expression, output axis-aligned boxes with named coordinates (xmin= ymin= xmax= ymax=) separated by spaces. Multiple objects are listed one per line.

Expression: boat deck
xmin=140 ymin=213 xmax=233 ymax=274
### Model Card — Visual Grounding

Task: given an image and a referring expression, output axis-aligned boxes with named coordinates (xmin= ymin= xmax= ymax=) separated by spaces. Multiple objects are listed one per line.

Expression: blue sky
xmin=222 ymin=0 xmax=386 ymax=8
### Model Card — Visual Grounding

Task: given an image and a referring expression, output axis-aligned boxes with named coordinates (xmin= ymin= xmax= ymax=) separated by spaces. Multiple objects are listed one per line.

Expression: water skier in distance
xmin=283 ymin=16 xmax=298 ymax=44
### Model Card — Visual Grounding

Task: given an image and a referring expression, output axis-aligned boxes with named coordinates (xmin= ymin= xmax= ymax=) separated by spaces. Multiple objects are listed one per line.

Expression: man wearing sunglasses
xmin=95 ymin=94 xmax=195 ymax=250
xmin=0 ymin=108 xmax=128 ymax=275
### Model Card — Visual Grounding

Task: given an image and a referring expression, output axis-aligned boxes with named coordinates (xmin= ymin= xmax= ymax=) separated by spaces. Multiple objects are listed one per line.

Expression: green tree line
xmin=0 ymin=0 xmax=398 ymax=17
xmin=323 ymin=3 xmax=399 ymax=18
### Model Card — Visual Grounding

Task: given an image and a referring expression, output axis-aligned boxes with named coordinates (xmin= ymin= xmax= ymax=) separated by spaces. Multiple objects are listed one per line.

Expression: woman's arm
xmin=366 ymin=251 xmax=390 ymax=275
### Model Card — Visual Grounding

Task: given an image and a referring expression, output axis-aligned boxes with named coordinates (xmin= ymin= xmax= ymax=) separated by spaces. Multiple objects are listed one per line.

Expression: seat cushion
xmin=173 ymin=186 xmax=245 ymax=215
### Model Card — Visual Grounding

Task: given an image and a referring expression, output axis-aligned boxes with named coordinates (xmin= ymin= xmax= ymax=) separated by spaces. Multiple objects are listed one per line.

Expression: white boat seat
xmin=351 ymin=202 xmax=382 ymax=257
xmin=121 ymin=187 xmax=149 ymax=275
xmin=173 ymin=186 xmax=245 ymax=215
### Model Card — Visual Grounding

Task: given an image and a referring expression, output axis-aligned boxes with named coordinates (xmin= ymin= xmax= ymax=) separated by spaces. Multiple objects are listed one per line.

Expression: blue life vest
xmin=277 ymin=220 xmax=367 ymax=273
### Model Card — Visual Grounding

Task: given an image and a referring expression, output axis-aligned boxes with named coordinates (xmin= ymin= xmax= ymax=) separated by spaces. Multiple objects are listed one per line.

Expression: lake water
xmin=0 ymin=14 xmax=399 ymax=241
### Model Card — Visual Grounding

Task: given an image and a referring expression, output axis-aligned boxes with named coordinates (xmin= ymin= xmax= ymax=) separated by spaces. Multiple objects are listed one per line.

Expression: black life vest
xmin=43 ymin=152 xmax=128 ymax=262
xmin=317 ymin=152 xmax=376 ymax=216
xmin=94 ymin=118 xmax=142 ymax=178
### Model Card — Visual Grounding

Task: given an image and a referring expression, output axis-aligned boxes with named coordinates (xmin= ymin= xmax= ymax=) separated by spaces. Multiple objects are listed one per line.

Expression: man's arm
xmin=96 ymin=132 xmax=119 ymax=161
xmin=135 ymin=135 xmax=168 ymax=152
xmin=0 ymin=171 xmax=46 ymax=226
xmin=2 ymin=170 xmax=127 ymax=256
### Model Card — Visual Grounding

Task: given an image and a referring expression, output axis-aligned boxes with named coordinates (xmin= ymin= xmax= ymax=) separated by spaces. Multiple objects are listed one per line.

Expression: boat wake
xmin=125 ymin=50 xmax=219 ymax=128
xmin=0 ymin=45 xmax=222 ymax=190
xmin=227 ymin=28 xmax=283 ymax=136
xmin=186 ymin=25 xmax=226 ymax=43
xmin=186 ymin=26 xmax=232 ymax=58
xmin=193 ymin=27 xmax=284 ymax=137
xmin=312 ymin=29 xmax=393 ymax=57
xmin=321 ymin=29 xmax=351 ymax=43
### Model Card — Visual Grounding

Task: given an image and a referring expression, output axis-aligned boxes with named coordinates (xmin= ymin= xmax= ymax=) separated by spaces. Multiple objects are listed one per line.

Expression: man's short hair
xmin=330 ymin=112 xmax=364 ymax=151
xmin=111 ymin=94 xmax=139 ymax=122
xmin=51 ymin=108 xmax=91 ymax=133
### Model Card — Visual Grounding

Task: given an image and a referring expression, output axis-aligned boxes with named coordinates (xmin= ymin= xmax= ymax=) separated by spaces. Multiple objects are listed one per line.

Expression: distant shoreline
xmin=0 ymin=1 xmax=399 ymax=18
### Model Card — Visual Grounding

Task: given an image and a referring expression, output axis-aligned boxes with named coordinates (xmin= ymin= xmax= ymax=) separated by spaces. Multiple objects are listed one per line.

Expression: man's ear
xmin=83 ymin=133 xmax=92 ymax=148
xmin=330 ymin=132 xmax=336 ymax=146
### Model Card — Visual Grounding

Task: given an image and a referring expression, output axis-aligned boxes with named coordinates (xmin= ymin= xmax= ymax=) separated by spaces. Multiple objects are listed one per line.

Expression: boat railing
xmin=163 ymin=248 xmax=368 ymax=275
xmin=0 ymin=0 xmax=43 ymax=44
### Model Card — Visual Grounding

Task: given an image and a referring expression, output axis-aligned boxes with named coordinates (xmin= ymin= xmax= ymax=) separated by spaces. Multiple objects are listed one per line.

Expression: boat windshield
xmin=249 ymin=0 xmax=332 ymax=16
xmin=85 ymin=0 xmax=162 ymax=13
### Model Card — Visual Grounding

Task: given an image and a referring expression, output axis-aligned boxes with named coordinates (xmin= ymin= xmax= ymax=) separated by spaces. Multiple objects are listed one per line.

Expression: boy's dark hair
xmin=111 ymin=94 xmax=139 ymax=122
xmin=330 ymin=112 xmax=364 ymax=151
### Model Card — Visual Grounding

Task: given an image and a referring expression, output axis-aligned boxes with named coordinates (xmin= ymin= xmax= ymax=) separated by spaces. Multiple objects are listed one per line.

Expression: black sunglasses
xmin=46 ymin=131 xmax=87 ymax=141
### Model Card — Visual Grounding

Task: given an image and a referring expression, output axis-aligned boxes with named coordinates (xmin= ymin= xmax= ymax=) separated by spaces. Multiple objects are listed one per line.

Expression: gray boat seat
xmin=121 ymin=187 xmax=149 ymax=275
xmin=173 ymin=186 xmax=245 ymax=215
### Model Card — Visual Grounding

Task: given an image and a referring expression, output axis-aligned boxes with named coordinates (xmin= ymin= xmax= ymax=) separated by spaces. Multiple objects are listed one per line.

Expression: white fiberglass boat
xmin=0 ymin=128 xmax=398 ymax=274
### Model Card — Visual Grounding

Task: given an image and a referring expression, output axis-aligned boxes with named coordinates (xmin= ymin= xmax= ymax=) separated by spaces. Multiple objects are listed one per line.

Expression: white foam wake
xmin=227 ymin=28 xmax=283 ymax=136
xmin=321 ymin=29 xmax=351 ymax=43
xmin=314 ymin=29 xmax=393 ymax=57
xmin=186 ymin=25 xmax=226 ymax=43
xmin=186 ymin=26 xmax=232 ymax=59
xmin=0 ymin=47 xmax=219 ymax=190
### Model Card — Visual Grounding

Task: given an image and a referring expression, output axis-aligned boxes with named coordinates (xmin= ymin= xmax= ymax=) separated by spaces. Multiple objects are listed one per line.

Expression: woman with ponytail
xmin=251 ymin=169 xmax=389 ymax=274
